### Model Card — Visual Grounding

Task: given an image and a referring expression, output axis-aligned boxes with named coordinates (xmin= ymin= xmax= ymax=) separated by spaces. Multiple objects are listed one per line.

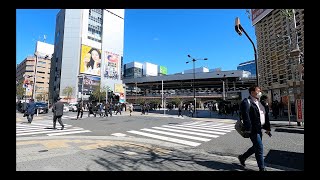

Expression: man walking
xmin=52 ymin=97 xmax=65 ymax=130
xmin=26 ymin=99 xmax=36 ymax=123
xmin=178 ymin=103 xmax=183 ymax=117
xmin=238 ymin=85 xmax=271 ymax=171
xmin=76 ymin=100 xmax=84 ymax=119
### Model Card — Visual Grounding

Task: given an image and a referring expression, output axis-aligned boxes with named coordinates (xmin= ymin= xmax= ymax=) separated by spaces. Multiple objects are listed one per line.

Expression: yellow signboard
xmin=114 ymin=84 xmax=124 ymax=93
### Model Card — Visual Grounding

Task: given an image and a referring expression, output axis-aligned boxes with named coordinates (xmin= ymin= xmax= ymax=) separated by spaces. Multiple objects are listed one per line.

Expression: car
xmin=63 ymin=104 xmax=70 ymax=112
xmin=34 ymin=102 xmax=49 ymax=114
xmin=68 ymin=102 xmax=78 ymax=112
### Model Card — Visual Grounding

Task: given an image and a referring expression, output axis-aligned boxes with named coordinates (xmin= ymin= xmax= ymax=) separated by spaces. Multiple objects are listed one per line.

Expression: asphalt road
xmin=17 ymin=110 xmax=304 ymax=170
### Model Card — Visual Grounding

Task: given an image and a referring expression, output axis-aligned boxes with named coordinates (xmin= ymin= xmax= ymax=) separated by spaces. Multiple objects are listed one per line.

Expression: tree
xmin=62 ymin=86 xmax=74 ymax=103
xmin=91 ymin=82 xmax=106 ymax=103
xmin=16 ymin=80 xmax=25 ymax=100
xmin=171 ymin=97 xmax=182 ymax=106
xmin=36 ymin=93 xmax=44 ymax=101
xmin=136 ymin=98 xmax=146 ymax=105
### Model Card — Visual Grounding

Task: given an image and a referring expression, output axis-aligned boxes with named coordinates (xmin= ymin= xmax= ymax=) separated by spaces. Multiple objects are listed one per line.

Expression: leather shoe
xmin=61 ymin=126 xmax=64 ymax=130
xmin=238 ymin=155 xmax=246 ymax=167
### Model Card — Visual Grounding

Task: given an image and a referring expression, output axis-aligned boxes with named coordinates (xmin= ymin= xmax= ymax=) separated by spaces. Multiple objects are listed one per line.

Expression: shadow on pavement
xmin=274 ymin=128 xmax=304 ymax=134
xmin=264 ymin=150 xmax=304 ymax=171
xmin=90 ymin=144 xmax=250 ymax=171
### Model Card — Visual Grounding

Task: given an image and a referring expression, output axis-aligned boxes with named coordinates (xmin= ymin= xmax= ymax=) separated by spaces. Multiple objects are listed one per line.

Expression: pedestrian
xmin=178 ymin=104 xmax=183 ymax=117
xmin=129 ymin=103 xmax=133 ymax=116
xmin=52 ymin=97 xmax=65 ymax=130
xmin=76 ymin=100 xmax=84 ymax=119
xmin=238 ymin=85 xmax=271 ymax=171
xmin=26 ymin=99 xmax=36 ymax=123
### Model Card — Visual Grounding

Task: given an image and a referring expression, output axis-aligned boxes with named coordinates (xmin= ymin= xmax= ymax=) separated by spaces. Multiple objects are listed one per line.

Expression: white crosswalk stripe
xmin=16 ymin=120 xmax=91 ymax=137
xmin=112 ymin=121 xmax=235 ymax=147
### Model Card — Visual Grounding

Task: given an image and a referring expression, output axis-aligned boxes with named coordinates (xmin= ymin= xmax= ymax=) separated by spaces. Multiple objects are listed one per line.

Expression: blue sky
xmin=16 ymin=9 xmax=256 ymax=74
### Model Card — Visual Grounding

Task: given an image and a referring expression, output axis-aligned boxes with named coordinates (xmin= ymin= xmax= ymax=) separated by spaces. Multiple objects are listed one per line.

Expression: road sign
xmin=296 ymin=99 xmax=304 ymax=122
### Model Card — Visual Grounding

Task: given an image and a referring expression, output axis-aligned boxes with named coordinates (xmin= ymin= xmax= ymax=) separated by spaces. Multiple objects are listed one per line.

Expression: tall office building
xmin=253 ymin=9 xmax=304 ymax=101
xmin=49 ymin=9 xmax=125 ymax=102
xmin=16 ymin=41 xmax=53 ymax=101
xmin=237 ymin=60 xmax=256 ymax=77
xmin=123 ymin=61 xmax=143 ymax=79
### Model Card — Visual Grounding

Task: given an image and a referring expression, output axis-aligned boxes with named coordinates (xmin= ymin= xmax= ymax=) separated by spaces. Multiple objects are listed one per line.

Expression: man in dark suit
xmin=52 ymin=97 xmax=65 ymax=130
xmin=238 ymin=85 xmax=271 ymax=171
xmin=26 ymin=99 xmax=36 ymax=123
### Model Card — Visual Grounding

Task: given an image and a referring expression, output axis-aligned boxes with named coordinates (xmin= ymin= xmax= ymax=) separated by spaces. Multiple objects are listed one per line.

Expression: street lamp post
xmin=32 ymin=52 xmax=39 ymax=100
xmin=186 ymin=55 xmax=208 ymax=117
xmin=235 ymin=17 xmax=259 ymax=86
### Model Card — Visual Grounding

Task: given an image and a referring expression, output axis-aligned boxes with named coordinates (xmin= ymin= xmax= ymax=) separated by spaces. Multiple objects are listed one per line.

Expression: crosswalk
xmin=16 ymin=120 xmax=91 ymax=137
xmin=111 ymin=121 xmax=235 ymax=147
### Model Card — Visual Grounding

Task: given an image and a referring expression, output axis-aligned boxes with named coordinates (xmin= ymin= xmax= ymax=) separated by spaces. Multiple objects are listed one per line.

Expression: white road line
xmin=16 ymin=128 xmax=84 ymax=136
xmin=151 ymin=127 xmax=219 ymax=138
xmin=140 ymin=128 xmax=212 ymax=141
xmin=161 ymin=125 xmax=226 ymax=135
xmin=190 ymin=123 xmax=235 ymax=128
xmin=174 ymin=125 xmax=232 ymax=132
xmin=16 ymin=124 xmax=72 ymax=128
xmin=127 ymin=130 xmax=201 ymax=147
xmin=111 ymin=133 xmax=127 ymax=137
xmin=16 ymin=127 xmax=75 ymax=133
xmin=181 ymin=121 xmax=220 ymax=126
xmin=186 ymin=125 xmax=235 ymax=130
xmin=48 ymin=130 xmax=91 ymax=136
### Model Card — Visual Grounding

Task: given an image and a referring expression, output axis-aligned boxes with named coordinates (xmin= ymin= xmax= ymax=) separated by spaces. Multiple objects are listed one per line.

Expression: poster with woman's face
xmin=80 ymin=45 xmax=102 ymax=76
xmin=104 ymin=51 xmax=120 ymax=80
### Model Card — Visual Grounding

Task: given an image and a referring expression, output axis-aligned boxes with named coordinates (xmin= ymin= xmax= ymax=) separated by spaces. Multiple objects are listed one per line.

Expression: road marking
xmin=161 ymin=125 xmax=226 ymax=135
xmin=127 ymin=130 xmax=201 ymax=147
xmin=140 ymin=128 xmax=212 ymax=141
xmin=111 ymin=133 xmax=127 ymax=137
xmin=174 ymin=124 xmax=233 ymax=132
xmin=16 ymin=128 xmax=85 ymax=136
xmin=48 ymin=130 xmax=91 ymax=136
xmin=151 ymin=127 xmax=219 ymax=138
xmin=189 ymin=123 xmax=235 ymax=128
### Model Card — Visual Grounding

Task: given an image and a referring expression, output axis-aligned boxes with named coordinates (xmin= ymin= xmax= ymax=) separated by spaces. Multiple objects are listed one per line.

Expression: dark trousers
xmin=27 ymin=114 xmax=34 ymax=123
xmin=53 ymin=115 xmax=64 ymax=129
xmin=77 ymin=110 xmax=83 ymax=119
xmin=241 ymin=132 xmax=264 ymax=170
xmin=178 ymin=110 xmax=183 ymax=117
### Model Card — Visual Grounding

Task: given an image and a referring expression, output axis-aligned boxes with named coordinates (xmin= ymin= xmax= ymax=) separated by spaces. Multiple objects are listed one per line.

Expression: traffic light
xmin=235 ymin=17 xmax=243 ymax=36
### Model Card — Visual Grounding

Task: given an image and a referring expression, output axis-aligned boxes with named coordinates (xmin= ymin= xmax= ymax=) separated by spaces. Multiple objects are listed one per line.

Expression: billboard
xmin=78 ymin=75 xmax=101 ymax=95
xmin=79 ymin=45 xmax=102 ymax=76
xmin=159 ymin=66 xmax=168 ymax=75
xmin=296 ymin=99 xmax=304 ymax=122
xmin=143 ymin=62 xmax=158 ymax=76
xmin=114 ymin=84 xmax=124 ymax=93
xmin=104 ymin=51 xmax=120 ymax=80
xmin=251 ymin=9 xmax=273 ymax=26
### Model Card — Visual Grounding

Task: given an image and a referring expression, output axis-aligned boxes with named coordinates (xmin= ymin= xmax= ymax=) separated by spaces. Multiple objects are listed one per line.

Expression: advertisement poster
xmin=80 ymin=45 xmax=102 ymax=76
xmin=296 ymin=99 xmax=304 ymax=122
xmin=104 ymin=51 xmax=120 ymax=80
xmin=114 ymin=84 xmax=124 ymax=93
xmin=159 ymin=66 xmax=168 ymax=75
xmin=119 ymin=93 xmax=125 ymax=103
xmin=78 ymin=75 xmax=101 ymax=95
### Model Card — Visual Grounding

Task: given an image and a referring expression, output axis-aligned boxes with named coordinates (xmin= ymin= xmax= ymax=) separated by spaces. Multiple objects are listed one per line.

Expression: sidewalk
xmin=16 ymin=135 xmax=292 ymax=171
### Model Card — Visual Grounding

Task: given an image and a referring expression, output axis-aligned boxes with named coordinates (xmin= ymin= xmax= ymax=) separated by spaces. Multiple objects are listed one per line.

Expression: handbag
xmin=235 ymin=99 xmax=251 ymax=138
xmin=235 ymin=118 xmax=250 ymax=138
